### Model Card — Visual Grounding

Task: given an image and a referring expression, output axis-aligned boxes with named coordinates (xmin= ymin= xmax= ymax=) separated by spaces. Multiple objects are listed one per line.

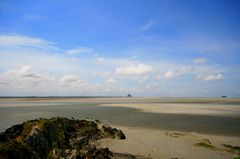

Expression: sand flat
xmin=1 ymin=97 xmax=240 ymax=104
xmin=96 ymin=98 xmax=240 ymax=158
xmin=99 ymin=126 xmax=240 ymax=159
xmin=0 ymin=97 xmax=240 ymax=158
xmin=99 ymin=103 xmax=240 ymax=117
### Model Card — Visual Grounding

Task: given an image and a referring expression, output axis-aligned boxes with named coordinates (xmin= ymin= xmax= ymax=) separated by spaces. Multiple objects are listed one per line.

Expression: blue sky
xmin=0 ymin=0 xmax=240 ymax=97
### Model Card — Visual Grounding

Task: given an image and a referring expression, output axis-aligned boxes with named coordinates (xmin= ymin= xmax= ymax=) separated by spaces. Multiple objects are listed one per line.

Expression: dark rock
xmin=0 ymin=124 xmax=23 ymax=141
xmin=102 ymin=125 xmax=126 ymax=139
xmin=82 ymin=146 xmax=112 ymax=159
xmin=0 ymin=117 xmax=126 ymax=159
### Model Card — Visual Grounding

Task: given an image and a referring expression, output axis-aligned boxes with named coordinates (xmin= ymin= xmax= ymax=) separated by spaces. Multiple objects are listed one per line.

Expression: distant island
xmin=126 ymin=94 xmax=132 ymax=98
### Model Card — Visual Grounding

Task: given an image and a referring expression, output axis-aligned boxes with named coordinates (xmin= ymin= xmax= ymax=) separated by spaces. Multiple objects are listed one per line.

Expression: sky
xmin=0 ymin=0 xmax=240 ymax=97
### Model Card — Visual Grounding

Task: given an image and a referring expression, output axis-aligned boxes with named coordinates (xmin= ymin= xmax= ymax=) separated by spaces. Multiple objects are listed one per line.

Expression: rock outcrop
xmin=0 ymin=117 xmax=125 ymax=159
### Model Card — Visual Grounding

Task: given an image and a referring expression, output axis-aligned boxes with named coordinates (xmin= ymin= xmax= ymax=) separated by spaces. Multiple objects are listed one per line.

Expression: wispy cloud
xmin=66 ymin=47 xmax=93 ymax=55
xmin=196 ymin=74 xmax=224 ymax=81
xmin=139 ymin=76 xmax=149 ymax=82
xmin=94 ymin=54 xmax=105 ymax=62
xmin=158 ymin=66 xmax=193 ymax=80
xmin=194 ymin=57 xmax=208 ymax=64
xmin=106 ymin=78 xmax=116 ymax=84
xmin=132 ymin=55 xmax=138 ymax=59
xmin=116 ymin=63 xmax=152 ymax=75
xmin=139 ymin=18 xmax=157 ymax=32
xmin=59 ymin=75 xmax=87 ymax=87
xmin=0 ymin=34 xmax=56 ymax=49
xmin=163 ymin=70 xmax=176 ymax=79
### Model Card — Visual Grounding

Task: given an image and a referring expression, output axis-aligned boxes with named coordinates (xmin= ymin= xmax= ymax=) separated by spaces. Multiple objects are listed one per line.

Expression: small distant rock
xmin=126 ymin=94 xmax=132 ymax=98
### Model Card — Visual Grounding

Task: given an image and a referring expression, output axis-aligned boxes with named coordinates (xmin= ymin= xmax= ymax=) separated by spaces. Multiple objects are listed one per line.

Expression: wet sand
xmin=0 ymin=97 xmax=240 ymax=158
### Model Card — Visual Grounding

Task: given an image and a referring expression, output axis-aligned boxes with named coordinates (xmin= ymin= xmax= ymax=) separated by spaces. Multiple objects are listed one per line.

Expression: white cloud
xmin=94 ymin=54 xmax=105 ymax=62
xmin=0 ymin=65 xmax=89 ymax=94
xmin=5 ymin=65 xmax=40 ymax=79
xmin=196 ymin=74 xmax=224 ymax=81
xmin=106 ymin=78 xmax=116 ymax=84
xmin=1 ymin=65 xmax=58 ymax=92
xmin=97 ymin=57 xmax=104 ymax=62
xmin=59 ymin=75 xmax=87 ymax=87
xmin=115 ymin=63 xmax=152 ymax=75
xmin=18 ymin=65 xmax=40 ymax=78
xmin=132 ymin=55 xmax=138 ymax=59
xmin=59 ymin=75 xmax=77 ymax=83
xmin=162 ymin=66 xmax=193 ymax=79
xmin=70 ymin=57 xmax=78 ymax=62
xmin=66 ymin=47 xmax=93 ymax=55
xmin=194 ymin=57 xmax=208 ymax=64
xmin=0 ymin=34 xmax=56 ymax=49
xmin=0 ymin=33 xmax=237 ymax=96
xmin=163 ymin=70 xmax=176 ymax=79
xmin=139 ymin=76 xmax=149 ymax=82
xmin=139 ymin=18 xmax=157 ymax=32
xmin=178 ymin=66 xmax=192 ymax=72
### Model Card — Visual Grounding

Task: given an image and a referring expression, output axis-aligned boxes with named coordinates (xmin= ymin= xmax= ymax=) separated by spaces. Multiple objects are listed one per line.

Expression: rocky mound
xmin=0 ymin=117 xmax=125 ymax=159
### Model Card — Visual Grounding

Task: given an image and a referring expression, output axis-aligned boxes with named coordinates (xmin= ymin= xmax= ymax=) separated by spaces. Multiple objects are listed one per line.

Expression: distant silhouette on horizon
xmin=126 ymin=94 xmax=132 ymax=97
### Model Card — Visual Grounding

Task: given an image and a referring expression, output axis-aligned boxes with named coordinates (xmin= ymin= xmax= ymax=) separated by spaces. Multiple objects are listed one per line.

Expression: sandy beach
xmin=0 ymin=97 xmax=240 ymax=158
xmin=99 ymin=126 xmax=240 ymax=159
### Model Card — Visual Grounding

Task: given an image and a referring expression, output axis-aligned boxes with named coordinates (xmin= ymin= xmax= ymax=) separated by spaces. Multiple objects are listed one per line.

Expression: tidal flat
xmin=0 ymin=97 xmax=240 ymax=158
